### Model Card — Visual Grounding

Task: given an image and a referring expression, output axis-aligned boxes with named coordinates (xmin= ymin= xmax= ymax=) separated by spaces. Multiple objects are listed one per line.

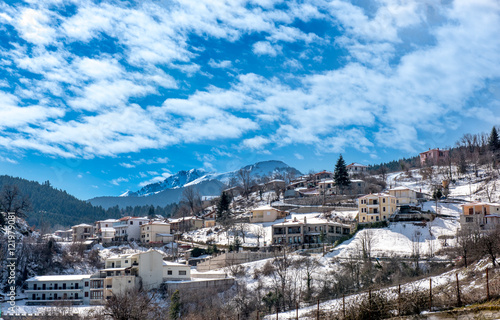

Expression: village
xmin=2 ymin=142 xmax=497 ymax=320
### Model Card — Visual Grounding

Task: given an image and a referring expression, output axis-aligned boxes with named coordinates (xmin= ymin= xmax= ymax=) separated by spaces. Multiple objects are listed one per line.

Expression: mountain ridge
xmin=89 ymin=160 xmax=301 ymax=209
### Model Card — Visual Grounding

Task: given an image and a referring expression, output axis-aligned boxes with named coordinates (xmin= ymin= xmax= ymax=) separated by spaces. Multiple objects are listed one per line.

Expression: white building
xmin=26 ymin=275 xmax=91 ymax=305
xmin=163 ymin=261 xmax=191 ymax=280
xmin=94 ymin=219 xmax=118 ymax=243
xmin=113 ymin=216 xmax=149 ymax=242
xmin=346 ymin=163 xmax=369 ymax=175
xmin=89 ymin=250 xmax=166 ymax=304
xmin=388 ymin=186 xmax=418 ymax=205
xmin=71 ymin=224 xmax=94 ymax=242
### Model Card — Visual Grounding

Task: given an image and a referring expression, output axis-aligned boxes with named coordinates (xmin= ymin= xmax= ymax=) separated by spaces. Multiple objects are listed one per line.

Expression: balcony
xmin=26 ymin=289 xmax=82 ymax=293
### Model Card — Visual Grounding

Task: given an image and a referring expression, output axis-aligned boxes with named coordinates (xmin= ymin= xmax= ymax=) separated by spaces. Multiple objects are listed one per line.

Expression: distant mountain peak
xmin=128 ymin=160 xmax=301 ymax=198
xmin=135 ymin=168 xmax=207 ymax=197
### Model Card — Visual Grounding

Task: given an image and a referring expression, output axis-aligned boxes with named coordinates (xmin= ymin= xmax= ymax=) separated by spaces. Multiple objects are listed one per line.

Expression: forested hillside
xmin=0 ymin=175 xmax=113 ymax=228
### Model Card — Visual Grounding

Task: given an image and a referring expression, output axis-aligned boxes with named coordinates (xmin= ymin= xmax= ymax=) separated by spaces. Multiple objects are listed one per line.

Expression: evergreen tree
xmin=334 ymin=154 xmax=350 ymax=194
xmin=216 ymin=191 xmax=231 ymax=223
xmin=489 ymin=126 xmax=500 ymax=152
xmin=169 ymin=290 xmax=181 ymax=320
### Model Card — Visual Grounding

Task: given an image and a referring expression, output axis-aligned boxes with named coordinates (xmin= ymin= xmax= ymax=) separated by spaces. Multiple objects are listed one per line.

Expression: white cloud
xmin=138 ymin=171 xmax=172 ymax=187
xmin=111 ymin=177 xmax=128 ymax=185
xmin=1 ymin=0 xmax=499 ymax=161
xmin=252 ymin=41 xmax=282 ymax=57
xmin=294 ymin=153 xmax=304 ymax=160
xmin=208 ymin=59 xmax=233 ymax=69
xmin=16 ymin=8 xmax=56 ymax=45
xmin=242 ymin=136 xmax=271 ymax=150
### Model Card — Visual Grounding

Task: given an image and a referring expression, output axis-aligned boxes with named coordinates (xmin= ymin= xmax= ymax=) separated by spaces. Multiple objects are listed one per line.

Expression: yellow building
xmin=140 ymin=221 xmax=173 ymax=244
xmin=250 ymin=205 xmax=287 ymax=223
xmin=358 ymin=193 xmax=397 ymax=223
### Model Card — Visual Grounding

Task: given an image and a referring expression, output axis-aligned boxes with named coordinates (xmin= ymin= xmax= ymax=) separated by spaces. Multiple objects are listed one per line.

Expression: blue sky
xmin=0 ymin=0 xmax=499 ymax=200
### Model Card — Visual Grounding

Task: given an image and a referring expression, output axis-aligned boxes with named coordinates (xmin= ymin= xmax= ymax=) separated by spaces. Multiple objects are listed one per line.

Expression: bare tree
xmin=359 ymin=229 xmax=376 ymax=261
xmin=256 ymin=227 xmax=266 ymax=248
xmin=0 ymin=185 xmax=31 ymax=222
xmin=238 ymin=168 xmax=254 ymax=199
xmin=181 ymin=186 xmax=201 ymax=215
xmin=104 ymin=289 xmax=166 ymax=320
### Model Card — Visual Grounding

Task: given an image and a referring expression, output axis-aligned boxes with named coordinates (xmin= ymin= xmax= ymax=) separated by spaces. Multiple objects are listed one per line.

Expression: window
xmin=383 ymin=207 xmax=386 ymax=212
xmin=382 ymin=198 xmax=386 ymax=203
xmin=376 ymin=216 xmax=379 ymax=221
xmin=85 ymin=281 xmax=89 ymax=287
xmin=130 ymin=221 xmax=133 ymax=225
xmin=179 ymin=270 xmax=187 ymax=275
xmin=168 ymin=270 xmax=172 ymax=275
xmin=85 ymin=292 xmax=89 ymax=298
xmin=139 ymin=222 xmax=142 ymax=225
xmin=125 ymin=260 xmax=128 ymax=264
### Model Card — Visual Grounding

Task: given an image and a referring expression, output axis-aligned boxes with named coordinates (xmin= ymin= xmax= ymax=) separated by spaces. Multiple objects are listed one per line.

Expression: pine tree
xmin=334 ymin=154 xmax=350 ymax=194
xmin=216 ymin=191 xmax=231 ymax=223
xmin=169 ymin=290 xmax=181 ymax=320
xmin=489 ymin=126 xmax=500 ymax=152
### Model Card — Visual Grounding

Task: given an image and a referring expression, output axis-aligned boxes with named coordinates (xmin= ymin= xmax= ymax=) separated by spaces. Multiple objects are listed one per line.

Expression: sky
xmin=0 ymin=0 xmax=499 ymax=200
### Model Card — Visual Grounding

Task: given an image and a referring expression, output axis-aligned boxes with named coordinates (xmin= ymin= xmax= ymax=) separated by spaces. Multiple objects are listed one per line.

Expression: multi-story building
xmin=358 ymin=193 xmax=397 ymax=224
xmin=419 ymin=148 xmax=450 ymax=166
xmin=140 ymin=221 xmax=173 ymax=244
xmin=89 ymin=250 xmax=166 ymax=304
xmin=26 ymin=275 xmax=92 ymax=305
xmin=94 ymin=219 xmax=118 ymax=243
xmin=169 ymin=216 xmax=204 ymax=232
xmin=346 ymin=163 xmax=368 ymax=175
xmin=71 ymin=224 xmax=94 ymax=242
xmin=25 ymin=250 xmax=195 ymax=306
xmin=272 ymin=217 xmax=352 ymax=246
xmin=388 ymin=186 xmax=418 ymax=205
xmin=317 ymin=179 xmax=335 ymax=195
xmin=460 ymin=202 xmax=500 ymax=230
xmin=113 ymin=216 xmax=149 ymax=242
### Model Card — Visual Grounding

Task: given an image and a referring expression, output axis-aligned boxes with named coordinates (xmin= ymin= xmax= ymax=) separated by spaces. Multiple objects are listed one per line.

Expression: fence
xmin=258 ymin=266 xmax=500 ymax=320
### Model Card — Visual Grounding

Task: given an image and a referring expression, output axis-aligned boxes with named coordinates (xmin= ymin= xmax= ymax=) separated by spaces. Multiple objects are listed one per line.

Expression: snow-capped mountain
xmin=123 ymin=169 xmax=207 ymax=197
xmin=89 ymin=160 xmax=301 ymax=209
xmin=128 ymin=160 xmax=301 ymax=197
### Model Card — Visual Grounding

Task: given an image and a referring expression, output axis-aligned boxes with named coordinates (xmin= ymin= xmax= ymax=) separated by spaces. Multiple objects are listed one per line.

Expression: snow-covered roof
xmin=118 ymin=216 xmax=149 ymax=221
xmin=319 ymin=179 xmax=335 ymax=184
xmin=253 ymin=205 xmax=277 ymax=211
xmin=71 ymin=223 xmax=93 ymax=228
xmin=169 ymin=216 xmax=203 ymax=223
xmin=98 ymin=219 xmax=119 ymax=223
xmin=27 ymin=274 xmax=91 ymax=282
xmin=389 ymin=186 xmax=415 ymax=191
xmin=460 ymin=202 xmax=500 ymax=207
xmin=347 ymin=163 xmax=368 ymax=167
xmin=358 ymin=193 xmax=394 ymax=199
xmin=101 ymin=227 xmax=115 ymax=232
xmin=143 ymin=221 xmax=170 ymax=225
xmin=163 ymin=261 xmax=188 ymax=267
xmin=266 ymin=179 xmax=285 ymax=183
